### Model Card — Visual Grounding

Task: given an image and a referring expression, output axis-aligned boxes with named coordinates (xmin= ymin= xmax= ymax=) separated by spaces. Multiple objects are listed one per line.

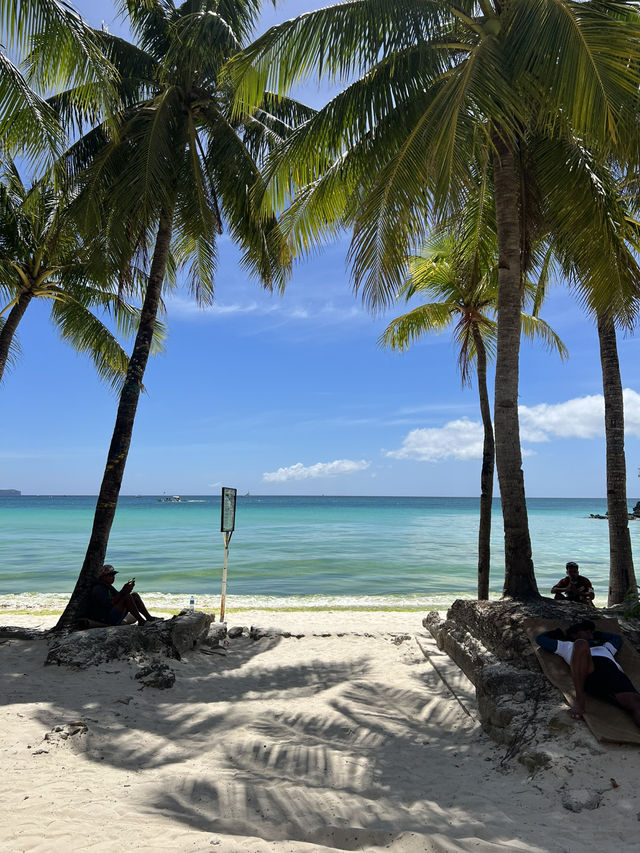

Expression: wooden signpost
xmin=220 ymin=487 xmax=237 ymax=622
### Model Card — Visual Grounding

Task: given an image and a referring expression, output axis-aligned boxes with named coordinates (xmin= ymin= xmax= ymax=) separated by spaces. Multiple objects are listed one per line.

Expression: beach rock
xmin=250 ymin=625 xmax=290 ymax=640
xmin=0 ymin=626 xmax=48 ymax=641
xmin=227 ymin=626 xmax=244 ymax=638
xmin=42 ymin=720 xmax=89 ymax=753
xmin=135 ymin=661 xmax=176 ymax=689
xmin=424 ymin=599 xmax=640 ymax=769
xmin=45 ymin=610 xmax=212 ymax=669
xmin=561 ymin=787 xmax=602 ymax=812
xmin=208 ymin=623 xmax=228 ymax=641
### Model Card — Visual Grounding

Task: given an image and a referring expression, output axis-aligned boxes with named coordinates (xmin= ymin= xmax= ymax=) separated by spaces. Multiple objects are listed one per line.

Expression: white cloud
xmin=386 ymin=419 xmax=485 ymax=462
xmin=165 ymin=294 xmax=368 ymax=325
xmin=166 ymin=296 xmax=278 ymax=318
xmin=263 ymin=459 xmax=370 ymax=482
xmin=519 ymin=388 xmax=640 ymax=441
xmin=384 ymin=389 xmax=640 ymax=462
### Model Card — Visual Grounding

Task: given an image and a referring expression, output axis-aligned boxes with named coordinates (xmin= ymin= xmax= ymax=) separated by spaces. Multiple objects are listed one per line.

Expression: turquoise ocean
xmin=0 ymin=495 xmax=631 ymax=610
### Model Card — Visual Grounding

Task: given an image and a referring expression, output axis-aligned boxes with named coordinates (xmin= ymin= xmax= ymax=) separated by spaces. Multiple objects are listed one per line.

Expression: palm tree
xmin=534 ymin=142 xmax=640 ymax=605
xmin=597 ymin=312 xmax=637 ymax=604
xmin=0 ymin=0 xmax=116 ymax=164
xmin=54 ymin=1 xmax=312 ymax=630
xmin=380 ymin=229 xmax=566 ymax=599
xmin=229 ymin=0 xmax=640 ymax=599
xmin=0 ymin=160 xmax=147 ymax=388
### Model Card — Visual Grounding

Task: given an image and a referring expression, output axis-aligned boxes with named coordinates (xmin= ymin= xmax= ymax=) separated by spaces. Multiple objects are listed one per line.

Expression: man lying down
xmin=536 ymin=620 xmax=640 ymax=727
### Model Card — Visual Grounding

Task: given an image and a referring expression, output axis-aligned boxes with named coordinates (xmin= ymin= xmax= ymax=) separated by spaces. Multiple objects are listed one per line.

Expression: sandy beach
xmin=2 ymin=607 xmax=640 ymax=853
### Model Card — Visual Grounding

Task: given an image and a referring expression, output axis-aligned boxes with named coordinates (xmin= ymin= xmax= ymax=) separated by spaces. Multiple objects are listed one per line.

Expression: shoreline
xmin=0 ymin=590 xmax=612 ymax=615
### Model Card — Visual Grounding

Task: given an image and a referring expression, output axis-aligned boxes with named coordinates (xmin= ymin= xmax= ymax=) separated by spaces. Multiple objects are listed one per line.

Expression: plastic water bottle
xmin=189 ymin=594 xmax=195 ymax=612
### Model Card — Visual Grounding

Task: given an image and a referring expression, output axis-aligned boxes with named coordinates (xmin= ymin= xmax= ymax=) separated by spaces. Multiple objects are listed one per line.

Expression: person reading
xmin=89 ymin=564 xmax=159 ymax=626
xmin=535 ymin=619 xmax=640 ymax=727
xmin=551 ymin=561 xmax=594 ymax=603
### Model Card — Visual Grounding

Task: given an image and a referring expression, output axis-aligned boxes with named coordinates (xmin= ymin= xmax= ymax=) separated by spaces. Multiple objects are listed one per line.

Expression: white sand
xmin=1 ymin=609 xmax=639 ymax=853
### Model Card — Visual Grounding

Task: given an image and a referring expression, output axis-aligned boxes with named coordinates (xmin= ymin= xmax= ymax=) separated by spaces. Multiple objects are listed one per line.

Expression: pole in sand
xmin=220 ymin=486 xmax=237 ymax=622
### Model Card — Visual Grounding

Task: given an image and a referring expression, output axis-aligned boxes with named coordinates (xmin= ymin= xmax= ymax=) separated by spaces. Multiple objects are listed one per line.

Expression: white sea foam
xmin=0 ymin=590 xmax=610 ymax=613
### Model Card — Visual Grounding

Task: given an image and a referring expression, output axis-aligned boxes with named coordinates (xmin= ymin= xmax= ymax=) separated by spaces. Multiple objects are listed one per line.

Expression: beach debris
xmin=135 ymin=661 xmax=176 ymax=689
xmin=43 ymin=721 xmax=88 ymax=748
xmin=610 ymin=777 xmax=619 ymax=788
xmin=249 ymin=625 xmax=303 ymax=640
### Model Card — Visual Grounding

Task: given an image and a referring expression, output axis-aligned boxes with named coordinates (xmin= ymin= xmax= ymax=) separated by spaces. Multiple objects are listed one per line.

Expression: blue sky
xmin=1 ymin=0 xmax=639 ymax=498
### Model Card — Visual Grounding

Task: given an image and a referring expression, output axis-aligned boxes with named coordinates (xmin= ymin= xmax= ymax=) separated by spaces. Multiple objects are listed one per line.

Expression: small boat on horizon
xmin=158 ymin=495 xmax=182 ymax=502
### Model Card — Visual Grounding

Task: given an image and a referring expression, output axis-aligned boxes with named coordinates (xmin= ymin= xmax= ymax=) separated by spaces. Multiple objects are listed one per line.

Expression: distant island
xmin=0 ymin=489 xmax=21 ymax=496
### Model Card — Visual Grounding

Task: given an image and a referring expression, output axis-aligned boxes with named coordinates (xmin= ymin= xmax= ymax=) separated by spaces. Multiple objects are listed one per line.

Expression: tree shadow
xmin=2 ymin=633 xmax=597 ymax=852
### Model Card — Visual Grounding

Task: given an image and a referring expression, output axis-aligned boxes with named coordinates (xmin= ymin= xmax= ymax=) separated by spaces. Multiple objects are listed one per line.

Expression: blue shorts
xmin=107 ymin=605 xmax=125 ymax=626
xmin=585 ymin=657 xmax=638 ymax=699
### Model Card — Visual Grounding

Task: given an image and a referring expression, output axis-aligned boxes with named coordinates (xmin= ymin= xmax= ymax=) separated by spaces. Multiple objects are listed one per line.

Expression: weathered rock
xmin=423 ymin=599 xmax=640 ymax=769
xmin=227 ymin=626 xmax=244 ymax=639
xmin=0 ymin=626 xmax=48 ymax=641
xmin=45 ymin=610 xmax=212 ymax=669
xmin=44 ymin=721 xmax=88 ymax=743
xmin=208 ymin=622 xmax=228 ymax=641
xmin=134 ymin=661 xmax=176 ymax=689
xmin=561 ymin=787 xmax=602 ymax=812
xmin=250 ymin=625 xmax=290 ymax=640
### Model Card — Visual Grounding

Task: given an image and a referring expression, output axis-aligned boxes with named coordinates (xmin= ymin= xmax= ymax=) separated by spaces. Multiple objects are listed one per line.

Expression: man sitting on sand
xmin=89 ymin=565 xmax=159 ymax=626
xmin=551 ymin=561 xmax=595 ymax=603
xmin=536 ymin=619 xmax=640 ymax=727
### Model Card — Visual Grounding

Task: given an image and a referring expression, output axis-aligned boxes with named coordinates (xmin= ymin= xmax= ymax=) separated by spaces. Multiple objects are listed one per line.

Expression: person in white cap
xmin=88 ymin=565 xmax=160 ymax=626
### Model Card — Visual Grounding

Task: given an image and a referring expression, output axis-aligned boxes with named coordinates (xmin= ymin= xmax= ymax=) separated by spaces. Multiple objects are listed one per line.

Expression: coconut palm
xmin=0 ymin=160 xmax=149 ymax=388
xmin=381 ymin=226 xmax=566 ymax=599
xmin=535 ymin=143 xmax=640 ymax=604
xmin=229 ymin=0 xmax=640 ymax=598
xmin=0 ymin=0 xmax=116 ymax=164
xmin=54 ymin=0 xmax=312 ymax=630
xmin=597 ymin=312 xmax=637 ymax=605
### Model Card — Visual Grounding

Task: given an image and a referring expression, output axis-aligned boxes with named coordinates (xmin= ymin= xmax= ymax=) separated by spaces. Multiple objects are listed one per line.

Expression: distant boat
xmin=241 ymin=491 xmax=250 ymax=497
xmin=158 ymin=495 xmax=182 ymax=502
xmin=0 ymin=489 xmax=21 ymax=496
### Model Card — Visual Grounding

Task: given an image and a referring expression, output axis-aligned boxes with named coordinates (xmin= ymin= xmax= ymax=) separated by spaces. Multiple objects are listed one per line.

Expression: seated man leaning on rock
xmin=88 ymin=564 xmax=160 ymax=626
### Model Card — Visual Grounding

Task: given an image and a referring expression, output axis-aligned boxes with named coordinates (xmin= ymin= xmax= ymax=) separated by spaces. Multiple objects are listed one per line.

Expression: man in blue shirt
xmin=536 ymin=619 xmax=640 ymax=727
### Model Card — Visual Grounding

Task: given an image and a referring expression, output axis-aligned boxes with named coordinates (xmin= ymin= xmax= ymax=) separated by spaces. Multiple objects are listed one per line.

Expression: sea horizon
xmin=2 ymin=492 xmax=622 ymax=499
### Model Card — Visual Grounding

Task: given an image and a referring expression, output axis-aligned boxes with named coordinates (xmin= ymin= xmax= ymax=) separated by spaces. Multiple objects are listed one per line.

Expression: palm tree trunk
xmin=473 ymin=325 xmax=494 ymax=600
xmin=0 ymin=289 xmax=33 ymax=382
xmin=491 ymin=130 xmax=539 ymax=599
xmin=54 ymin=209 xmax=175 ymax=630
xmin=597 ymin=311 xmax=637 ymax=605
